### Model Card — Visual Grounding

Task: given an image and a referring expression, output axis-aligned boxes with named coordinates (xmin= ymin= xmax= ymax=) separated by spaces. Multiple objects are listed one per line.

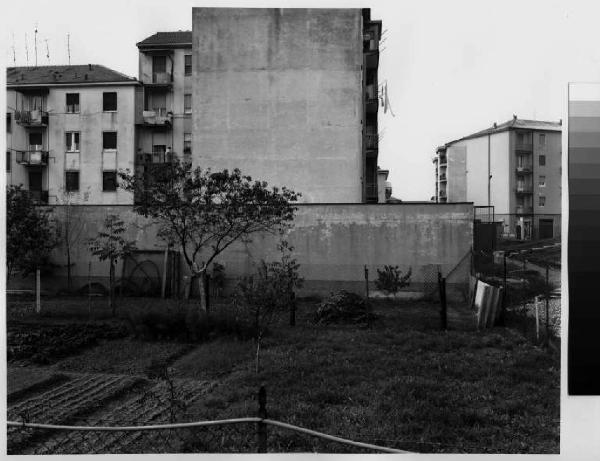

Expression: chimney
xmin=513 ymin=114 xmax=517 ymax=120
xmin=559 ymin=119 xmax=563 ymax=126
xmin=493 ymin=122 xmax=497 ymax=129
xmin=88 ymin=64 xmax=92 ymax=70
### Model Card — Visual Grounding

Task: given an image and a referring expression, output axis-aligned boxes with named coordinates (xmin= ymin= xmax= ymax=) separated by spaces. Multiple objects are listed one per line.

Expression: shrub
xmin=123 ymin=305 xmax=208 ymax=342
xmin=375 ymin=265 xmax=411 ymax=295
xmin=314 ymin=290 xmax=376 ymax=324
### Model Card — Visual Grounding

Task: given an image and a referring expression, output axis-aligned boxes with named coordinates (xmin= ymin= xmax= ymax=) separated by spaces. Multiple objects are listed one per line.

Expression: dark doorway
xmin=539 ymin=219 xmax=554 ymax=239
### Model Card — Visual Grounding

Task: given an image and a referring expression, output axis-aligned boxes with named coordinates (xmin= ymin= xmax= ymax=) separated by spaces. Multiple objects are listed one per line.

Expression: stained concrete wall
xmin=191 ymin=8 xmax=364 ymax=203
xmin=7 ymin=85 xmax=137 ymax=205
xmin=8 ymin=203 xmax=473 ymax=297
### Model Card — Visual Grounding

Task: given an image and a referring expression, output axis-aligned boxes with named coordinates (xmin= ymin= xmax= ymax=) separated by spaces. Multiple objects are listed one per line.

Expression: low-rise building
xmin=6 ymin=65 xmax=139 ymax=204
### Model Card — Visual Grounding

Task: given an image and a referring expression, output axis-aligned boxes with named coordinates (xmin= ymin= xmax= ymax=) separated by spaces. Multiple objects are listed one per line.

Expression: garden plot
xmin=7 ymin=374 xmax=144 ymax=454
xmin=19 ymin=379 xmax=217 ymax=455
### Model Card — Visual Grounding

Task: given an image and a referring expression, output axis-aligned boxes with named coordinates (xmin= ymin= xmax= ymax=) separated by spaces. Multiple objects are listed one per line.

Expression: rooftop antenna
xmin=45 ymin=38 xmax=50 ymax=63
xmin=34 ymin=23 xmax=38 ymax=66
xmin=25 ymin=33 xmax=29 ymax=66
xmin=67 ymin=33 xmax=71 ymax=65
xmin=11 ymin=32 xmax=16 ymax=65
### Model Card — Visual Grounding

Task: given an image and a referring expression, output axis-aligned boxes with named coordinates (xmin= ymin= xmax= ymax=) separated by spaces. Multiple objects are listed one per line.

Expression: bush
xmin=374 ymin=265 xmax=411 ymax=295
xmin=123 ymin=305 xmax=208 ymax=342
xmin=314 ymin=291 xmax=376 ymax=324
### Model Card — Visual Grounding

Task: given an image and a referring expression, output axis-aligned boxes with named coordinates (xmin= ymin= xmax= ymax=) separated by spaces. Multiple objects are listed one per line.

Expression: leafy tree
xmin=119 ymin=160 xmax=300 ymax=313
xmin=88 ymin=215 xmax=137 ymax=316
xmin=6 ymin=185 xmax=57 ymax=280
xmin=233 ymin=240 xmax=303 ymax=372
xmin=374 ymin=265 xmax=412 ymax=296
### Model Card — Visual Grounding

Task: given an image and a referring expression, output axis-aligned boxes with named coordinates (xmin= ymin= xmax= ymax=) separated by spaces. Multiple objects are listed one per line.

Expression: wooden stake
xmin=161 ymin=246 xmax=169 ymax=298
xmin=35 ymin=268 xmax=41 ymax=314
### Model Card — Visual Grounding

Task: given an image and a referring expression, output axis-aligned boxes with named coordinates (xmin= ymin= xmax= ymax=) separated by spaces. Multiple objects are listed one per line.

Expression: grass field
xmin=6 ymin=296 xmax=559 ymax=454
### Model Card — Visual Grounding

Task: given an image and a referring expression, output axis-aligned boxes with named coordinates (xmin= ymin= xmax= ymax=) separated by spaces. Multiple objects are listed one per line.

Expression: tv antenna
xmin=25 ymin=33 xmax=29 ymax=66
xmin=34 ymin=23 xmax=38 ymax=66
xmin=45 ymin=39 xmax=50 ymax=62
xmin=67 ymin=33 xmax=71 ymax=65
xmin=11 ymin=33 xmax=16 ymax=65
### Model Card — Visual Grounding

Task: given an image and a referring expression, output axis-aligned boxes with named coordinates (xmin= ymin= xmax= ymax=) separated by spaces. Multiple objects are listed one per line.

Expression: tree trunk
xmin=197 ymin=269 xmax=208 ymax=314
xmin=109 ymin=261 xmax=116 ymax=317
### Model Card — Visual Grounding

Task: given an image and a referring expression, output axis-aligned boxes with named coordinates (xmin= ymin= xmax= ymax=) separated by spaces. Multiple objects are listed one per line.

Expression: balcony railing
xmin=141 ymin=109 xmax=173 ymax=126
xmin=515 ymin=143 xmax=533 ymax=152
xmin=137 ymin=151 xmax=176 ymax=165
xmin=366 ymin=133 xmax=378 ymax=149
xmin=15 ymin=110 xmax=49 ymax=127
xmin=29 ymin=190 xmax=49 ymax=204
xmin=516 ymin=205 xmax=533 ymax=215
xmin=439 ymin=173 xmax=447 ymax=181
xmin=439 ymin=190 xmax=447 ymax=197
xmin=16 ymin=149 xmax=49 ymax=166
xmin=515 ymin=185 xmax=533 ymax=194
xmin=363 ymin=31 xmax=379 ymax=52
xmin=516 ymin=165 xmax=533 ymax=174
xmin=151 ymin=72 xmax=172 ymax=85
xmin=366 ymin=183 xmax=378 ymax=202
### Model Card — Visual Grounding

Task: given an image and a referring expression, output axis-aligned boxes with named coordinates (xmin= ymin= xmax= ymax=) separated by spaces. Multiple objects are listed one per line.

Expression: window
xmin=539 ymin=154 xmax=546 ymax=166
xmin=539 ymin=195 xmax=546 ymax=207
xmin=6 ymin=151 xmax=11 ymax=172
xmin=103 ymin=92 xmax=117 ymax=111
xmin=103 ymin=171 xmax=117 ymax=191
xmin=66 ymin=132 xmax=80 ymax=151
xmin=103 ymin=131 xmax=117 ymax=150
xmin=6 ymin=112 xmax=11 ymax=133
xmin=184 ymin=133 xmax=192 ymax=155
xmin=184 ymin=94 xmax=192 ymax=114
xmin=184 ymin=55 xmax=192 ymax=76
xmin=153 ymin=55 xmax=167 ymax=73
xmin=29 ymin=132 xmax=43 ymax=147
xmin=66 ymin=171 xmax=80 ymax=191
xmin=539 ymin=133 xmax=546 ymax=146
xmin=539 ymin=175 xmax=546 ymax=187
xmin=66 ymin=93 xmax=80 ymax=113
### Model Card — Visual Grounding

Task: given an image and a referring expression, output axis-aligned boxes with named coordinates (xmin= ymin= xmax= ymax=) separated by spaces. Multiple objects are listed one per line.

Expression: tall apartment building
xmin=135 ymin=31 xmax=193 ymax=180
xmin=190 ymin=7 xmax=382 ymax=203
xmin=433 ymin=116 xmax=562 ymax=240
xmin=6 ymin=65 xmax=139 ymax=205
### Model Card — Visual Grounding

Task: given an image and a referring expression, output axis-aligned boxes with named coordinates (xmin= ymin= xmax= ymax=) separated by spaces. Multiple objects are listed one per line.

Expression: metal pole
xmin=364 ymin=266 xmax=370 ymax=327
xmin=535 ymin=296 xmax=540 ymax=342
xmin=35 ymin=268 xmax=41 ymax=314
xmin=257 ymin=386 xmax=267 ymax=453
xmin=545 ymin=265 xmax=550 ymax=346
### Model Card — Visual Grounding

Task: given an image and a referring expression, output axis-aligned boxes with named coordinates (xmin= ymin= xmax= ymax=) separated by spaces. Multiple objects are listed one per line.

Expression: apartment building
xmin=190 ymin=7 xmax=382 ymax=203
xmin=6 ymin=65 xmax=139 ymax=205
xmin=135 ymin=31 xmax=193 ymax=184
xmin=433 ymin=116 xmax=562 ymax=240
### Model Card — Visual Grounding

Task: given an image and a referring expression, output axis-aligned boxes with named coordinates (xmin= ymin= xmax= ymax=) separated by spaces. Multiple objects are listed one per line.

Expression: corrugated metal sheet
xmin=473 ymin=280 xmax=503 ymax=329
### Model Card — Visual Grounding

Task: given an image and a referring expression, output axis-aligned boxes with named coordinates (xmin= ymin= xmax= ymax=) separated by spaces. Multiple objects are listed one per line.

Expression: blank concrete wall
xmin=8 ymin=203 xmax=473 ymax=297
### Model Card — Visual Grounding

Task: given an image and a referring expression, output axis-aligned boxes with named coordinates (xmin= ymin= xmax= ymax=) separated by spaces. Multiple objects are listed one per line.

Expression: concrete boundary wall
xmin=8 ymin=203 xmax=473 ymax=298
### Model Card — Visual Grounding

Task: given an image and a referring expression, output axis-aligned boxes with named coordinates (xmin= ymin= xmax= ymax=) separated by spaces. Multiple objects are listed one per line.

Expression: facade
xmin=190 ymin=7 xmax=382 ymax=203
xmin=6 ymin=65 xmax=139 ymax=205
xmin=433 ymin=116 xmax=562 ymax=239
xmin=135 ymin=31 xmax=193 ymax=185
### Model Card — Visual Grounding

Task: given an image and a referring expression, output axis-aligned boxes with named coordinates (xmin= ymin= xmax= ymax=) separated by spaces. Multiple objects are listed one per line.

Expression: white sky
xmin=3 ymin=0 xmax=600 ymax=200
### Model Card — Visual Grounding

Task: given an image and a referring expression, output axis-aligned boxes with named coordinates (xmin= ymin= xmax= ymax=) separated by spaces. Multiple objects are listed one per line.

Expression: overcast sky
xmin=3 ymin=0 xmax=600 ymax=200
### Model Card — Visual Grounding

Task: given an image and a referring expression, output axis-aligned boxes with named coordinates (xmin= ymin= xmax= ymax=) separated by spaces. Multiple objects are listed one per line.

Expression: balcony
xmin=15 ymin=110 xmax=49 ymax=127
xmin=29 ymin=190 xmax=49 ymax=204
xmin=366 ymin=85 xmax=379 ymax=113
xmin=515 ymin=185 xmax=533 ymax=195
xmin=366 ymin=182 xmax=378 ymax=202
xmin=140 ymin=109 xmax=173 ymax=127
xmin=439 ymin=190 xmax=447 ymax=198
xmin=365 ymin=133 xmax=378 ymax=150
xmin=439 ymin=173 xmax=447 ymax=181
xmin=137 ymin=151 xmax=176 ymax=165
xmin=439 ymin=157 xmax=447 ymax=166
xmin=145 ymin=72 xmax=172 ymax=90
xmin=516 ymin=165 xmax=533 ymax=174
xmin=16 ymin=148 xmax=49 ymax=166
xmin=363 ymin=31 xmax=379 ymax=53
xmin=515 ymin=143 xmax=533 ymax=152
xmin=516 ymin=205 xmax=533 ymax=215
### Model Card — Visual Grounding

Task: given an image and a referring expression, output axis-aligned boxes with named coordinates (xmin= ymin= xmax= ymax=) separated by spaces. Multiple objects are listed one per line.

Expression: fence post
xmin=545 ymin=264 xmax=550 ymax=347
xmin=499 ymin=252 xmax=507 ymax=326
xmin=88 ymin=261 xmax=92 ymax=319
xmin=535 ymin=296 xmax=540 ymax=342
xmin=257 ymin=386 xmax=267 ymax=453
xmin=438 ymin=272 xmax=447 ymax=330
xmin=35 ymin=268 xmax=41 ymax=314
